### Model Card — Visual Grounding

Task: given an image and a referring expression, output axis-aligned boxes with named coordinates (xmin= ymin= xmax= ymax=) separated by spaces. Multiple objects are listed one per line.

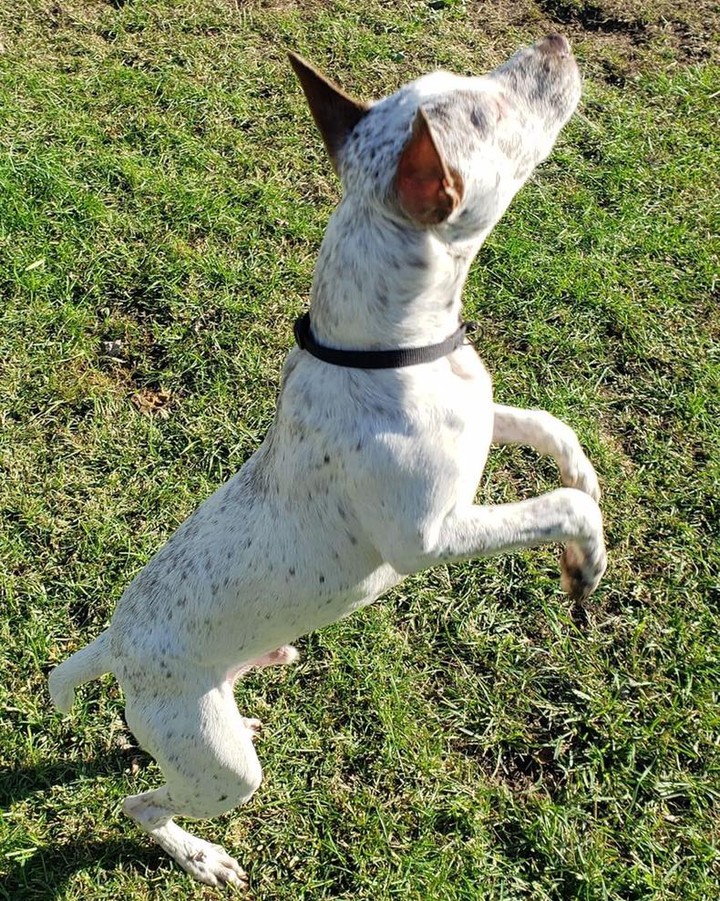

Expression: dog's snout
xmin=538 ymin=32 xmax=572 ymax=57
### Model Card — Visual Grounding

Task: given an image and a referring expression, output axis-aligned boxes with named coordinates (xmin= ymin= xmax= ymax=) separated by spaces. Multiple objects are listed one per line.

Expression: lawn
xmin=0 ymin=1 xmax=718 ymax=899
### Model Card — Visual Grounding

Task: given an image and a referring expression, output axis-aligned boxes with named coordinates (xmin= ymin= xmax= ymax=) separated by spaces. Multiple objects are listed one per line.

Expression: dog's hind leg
xmin=229 ymin=643 xmax=299 ymax=684
xmin=122 ymin=678 xmax=263 ymax=888
xmin=230 ymin=645 xmax=300 ymax=736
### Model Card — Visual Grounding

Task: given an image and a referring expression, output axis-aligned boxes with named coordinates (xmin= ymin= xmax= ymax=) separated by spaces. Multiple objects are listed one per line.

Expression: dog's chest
xmin=279 ymin=345 xmax=494 ymax=502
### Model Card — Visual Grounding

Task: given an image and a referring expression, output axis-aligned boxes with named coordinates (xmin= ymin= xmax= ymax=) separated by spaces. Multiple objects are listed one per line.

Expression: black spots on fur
xmin=470 ymin=108 xmax=488 ymax=135
xmin=347 ymin=532 xmax=358 ymax=546
xmin=445 ymin=411 xmax=463 ymax=432
xmin=218 ymin=794 xmax=228 ymax=803
xmin=355 ymin=440 xmax=363 ymax=452
xmin=323 ymin=454 xmax=331 ymax=464
xmin=319 ymin=574 xmax=326 ymax=584
xmin=337 ymin=503 xmax=347 ymax=521
xmin=288 ymin=567 xmax=296 ymax=577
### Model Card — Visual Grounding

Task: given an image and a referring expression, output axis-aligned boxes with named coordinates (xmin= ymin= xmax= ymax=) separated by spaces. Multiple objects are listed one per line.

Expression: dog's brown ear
xmin=288 ymin=52 xmax=370 ymax=173
xmin=396 ymin=107 xmax=464 ymax=225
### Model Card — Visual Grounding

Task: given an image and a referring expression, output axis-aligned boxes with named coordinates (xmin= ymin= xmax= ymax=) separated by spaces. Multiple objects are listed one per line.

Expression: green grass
xmin=1 ymin=1 xmax=718 ymax=899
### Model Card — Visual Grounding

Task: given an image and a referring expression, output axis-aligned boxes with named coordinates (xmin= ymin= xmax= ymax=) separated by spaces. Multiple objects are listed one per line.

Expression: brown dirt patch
xmin=532 ymin=0 xmax=719 ymax=82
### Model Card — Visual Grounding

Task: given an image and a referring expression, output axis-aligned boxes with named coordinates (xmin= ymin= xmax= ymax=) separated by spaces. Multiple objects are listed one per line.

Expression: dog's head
xmin=290 ymin=35 xmax=581 ymax=241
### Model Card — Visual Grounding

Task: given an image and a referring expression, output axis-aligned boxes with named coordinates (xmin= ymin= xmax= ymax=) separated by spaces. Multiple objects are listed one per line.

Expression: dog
xmin=49 ymin=33 xmax=606 ymax=888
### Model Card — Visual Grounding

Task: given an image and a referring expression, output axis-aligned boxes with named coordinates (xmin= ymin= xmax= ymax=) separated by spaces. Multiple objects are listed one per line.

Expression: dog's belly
xmin=108 ymin=469 xmax=402 ymax=670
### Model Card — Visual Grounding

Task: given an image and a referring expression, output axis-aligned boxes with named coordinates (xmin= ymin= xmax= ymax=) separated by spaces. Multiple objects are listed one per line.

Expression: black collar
xmin=293 ymin=312 xmax=474 ymax=369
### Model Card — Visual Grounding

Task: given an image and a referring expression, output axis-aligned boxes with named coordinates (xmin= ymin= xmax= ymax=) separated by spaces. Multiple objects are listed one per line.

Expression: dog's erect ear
xmin=396 ymin=108 xmax=464 ymax=225
xmin=288 ymin=52 xmax=370 ymax=173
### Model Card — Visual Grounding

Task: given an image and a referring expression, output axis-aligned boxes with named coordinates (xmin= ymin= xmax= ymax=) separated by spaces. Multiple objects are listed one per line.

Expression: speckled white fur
xmin=49 ymin=35 xmax=606 ymax=888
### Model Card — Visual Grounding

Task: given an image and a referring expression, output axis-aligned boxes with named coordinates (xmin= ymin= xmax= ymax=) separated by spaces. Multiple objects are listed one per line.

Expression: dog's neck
xmin=308 ymin=198 xmax=481 ymax=351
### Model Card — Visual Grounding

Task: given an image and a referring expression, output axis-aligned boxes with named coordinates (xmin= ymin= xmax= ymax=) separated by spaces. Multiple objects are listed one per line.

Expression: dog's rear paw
xmin=242 ymin=717 xmax=262 ymax=739
xmin=263 ymin=645 xmax=299 ymax=666
xmin=560 ymin=541 xmax=606 ymax=600
xmin=181 ymin=838 xmax=248 ymax=889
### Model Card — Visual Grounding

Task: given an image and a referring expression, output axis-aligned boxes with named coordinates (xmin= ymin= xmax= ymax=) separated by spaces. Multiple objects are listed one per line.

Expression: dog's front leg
xmin=373 ymin=488 xmax=606 ymax=601
xmin=432 ymin=489 xmax=606 ymax=599
xmin=492 ymin=404 xmax=601 ymax=500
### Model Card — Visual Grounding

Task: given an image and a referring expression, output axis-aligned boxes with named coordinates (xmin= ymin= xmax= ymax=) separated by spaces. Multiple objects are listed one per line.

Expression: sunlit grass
xmin=1 ymin=2 xmax=718 ymax=899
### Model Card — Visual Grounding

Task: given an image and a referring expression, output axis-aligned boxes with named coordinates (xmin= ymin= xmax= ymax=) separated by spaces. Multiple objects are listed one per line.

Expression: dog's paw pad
xmin=560 ymin=543 xmax=606 ymax=601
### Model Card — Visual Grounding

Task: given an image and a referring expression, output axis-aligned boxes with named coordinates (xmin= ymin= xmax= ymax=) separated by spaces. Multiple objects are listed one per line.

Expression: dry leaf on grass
xmin=131 ymin=388 xmax=173 ymax=417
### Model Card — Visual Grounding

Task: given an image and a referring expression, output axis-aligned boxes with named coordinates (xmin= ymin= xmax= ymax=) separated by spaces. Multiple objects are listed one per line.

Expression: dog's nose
xmin=538 ymin=32 xmax=572 ymax=57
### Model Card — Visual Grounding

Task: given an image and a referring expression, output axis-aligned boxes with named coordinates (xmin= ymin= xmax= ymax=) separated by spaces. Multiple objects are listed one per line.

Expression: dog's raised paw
xmin=560 ymin=541 xmax=606 ymax=601
xmin=563 ymin=454 xmax=602 ymax=503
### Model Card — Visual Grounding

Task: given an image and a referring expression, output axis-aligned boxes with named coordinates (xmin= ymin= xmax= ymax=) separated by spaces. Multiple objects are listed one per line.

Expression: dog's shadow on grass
xmin=1 ymin=755 xmax=167 ymax=900
xmin=1 ymin=836 xmax=166 ymax=901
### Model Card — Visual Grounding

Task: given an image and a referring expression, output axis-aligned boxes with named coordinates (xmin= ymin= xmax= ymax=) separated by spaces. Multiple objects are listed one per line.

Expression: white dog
xmin=50 ymin=34 xmax=606 ymax=888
